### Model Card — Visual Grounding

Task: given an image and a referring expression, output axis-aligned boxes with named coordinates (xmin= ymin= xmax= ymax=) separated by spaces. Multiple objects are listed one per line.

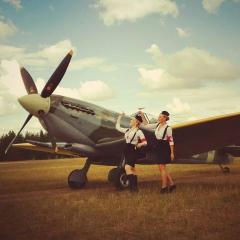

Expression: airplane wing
xmin=13 ymin=140 xmax=101 ymax=157
xmin=13 ymin=143 xmax=79 ymax=156
xmin=141 ymin=112 xmax=240 ymax=158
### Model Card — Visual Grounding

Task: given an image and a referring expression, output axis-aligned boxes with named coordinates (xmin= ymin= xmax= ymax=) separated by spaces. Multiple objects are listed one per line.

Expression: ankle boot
xmin=127 ymin=174 xmax=134 ymax=191
xmin=131 ymin=175 xmax=138 ymax=192
xmin=169 ymin=184 xmax=176 ymax=193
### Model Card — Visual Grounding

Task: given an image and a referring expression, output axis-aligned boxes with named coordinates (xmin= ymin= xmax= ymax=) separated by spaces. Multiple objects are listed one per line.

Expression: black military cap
xmin=135 ymin=114 xmax=143 ymax=123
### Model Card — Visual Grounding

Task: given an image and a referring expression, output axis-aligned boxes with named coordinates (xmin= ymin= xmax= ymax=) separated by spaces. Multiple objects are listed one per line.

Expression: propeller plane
xmin=5 ymin=50 xmax=240 ymax=190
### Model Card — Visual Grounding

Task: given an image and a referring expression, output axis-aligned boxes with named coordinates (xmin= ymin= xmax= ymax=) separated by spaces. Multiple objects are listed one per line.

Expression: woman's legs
xmin=159 ymin=164 xmax=175 ymax=186
xmin=158 ymin=164 xmax=176 ymax=193
xmin=158 ymin=164 xmax=168 ymax=188
xmin=166 ymin=171 xmax=174 ymax=186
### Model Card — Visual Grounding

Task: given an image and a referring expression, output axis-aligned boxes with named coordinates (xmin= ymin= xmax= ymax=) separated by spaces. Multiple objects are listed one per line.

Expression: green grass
xmin=0 ymin=159 xmax=240 ymax=240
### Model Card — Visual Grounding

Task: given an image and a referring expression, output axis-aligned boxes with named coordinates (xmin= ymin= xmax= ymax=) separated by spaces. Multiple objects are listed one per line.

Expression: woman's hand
xmin=170 ymin=152 xmax=175 ymax=161
xmin=136 ymin=143 xmax=142 ymax=148
xmin=117 ymin=112 xmax=125 ymax=120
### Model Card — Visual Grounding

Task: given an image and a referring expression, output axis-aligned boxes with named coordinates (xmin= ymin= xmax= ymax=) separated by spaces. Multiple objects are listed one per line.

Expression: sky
xmin=0 ymin=0 xmax=240 ymax=134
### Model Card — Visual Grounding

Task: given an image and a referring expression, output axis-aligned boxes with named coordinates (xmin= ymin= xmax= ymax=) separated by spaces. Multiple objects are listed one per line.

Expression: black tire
xmin=108 ymin=168 xmax=129 ymax=190
xmin=68 ymin=169 xmax=88 ymax=189
xmin=108 ymin=168 xmax=117 ymax=182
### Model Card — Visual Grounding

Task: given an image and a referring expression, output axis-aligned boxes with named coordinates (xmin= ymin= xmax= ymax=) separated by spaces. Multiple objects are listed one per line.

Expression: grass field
xmin=0 ymin=158 xmax=239 ymax=240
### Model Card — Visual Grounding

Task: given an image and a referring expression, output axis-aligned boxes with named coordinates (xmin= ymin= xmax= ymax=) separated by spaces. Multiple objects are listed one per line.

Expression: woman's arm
xmin=136 ymin=130 xmax=147 ymax=148
xmin=139 ymin=111 xmax=158 ymax=129
xmin=145 ymin=123 xmax=158 ymax=129
xmin=170 ymin=145 xmax=174 ymax=161
xmin=167 ymin=127 xmax=175 ymax=161
xmin=115 ymin=113 xmax=128 ymax=133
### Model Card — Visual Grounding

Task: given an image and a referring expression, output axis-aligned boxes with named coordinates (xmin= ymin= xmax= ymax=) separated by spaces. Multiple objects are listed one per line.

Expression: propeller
xmin=41 ymin=50 xmax=73 ymax=98
xmin=20 ymin=67 xmax=38 ymax=94
xmin=4 ymin=50 xmax=73 ymax=154
xmin=4 ymin=114 xmax=33 ymax=154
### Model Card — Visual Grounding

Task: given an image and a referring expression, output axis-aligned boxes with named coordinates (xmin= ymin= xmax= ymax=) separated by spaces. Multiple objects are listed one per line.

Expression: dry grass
xmin=0 ymin=159 xmax=240 ymax=240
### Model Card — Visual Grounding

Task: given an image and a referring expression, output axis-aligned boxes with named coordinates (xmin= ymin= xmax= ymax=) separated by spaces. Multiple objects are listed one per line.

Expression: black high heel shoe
xmin=160 ymin=187 xmax=169 ymax=194
xmin=169 ymin=184 xmax=176 ymax=193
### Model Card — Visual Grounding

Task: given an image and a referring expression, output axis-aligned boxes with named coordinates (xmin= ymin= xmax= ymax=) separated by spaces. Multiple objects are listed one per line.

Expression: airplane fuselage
xmin=35 ymin=95 xmax=233 ymax=166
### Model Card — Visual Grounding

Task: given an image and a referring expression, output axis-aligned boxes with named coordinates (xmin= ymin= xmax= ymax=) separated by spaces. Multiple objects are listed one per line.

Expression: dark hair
xmin=135 ymin=114 xmax=143 ymax=123
xmin=161 ymin=111 xmax=170 ymax=121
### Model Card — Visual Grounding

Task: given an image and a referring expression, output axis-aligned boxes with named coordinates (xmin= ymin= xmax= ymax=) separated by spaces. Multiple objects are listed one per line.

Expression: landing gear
xmin=218 ymin=164 xmax=230 ymax=174
xmin=68 ymin=158 xmax=91 ymax=189
xmin=108 ymin=167 xmax=129 ymax=190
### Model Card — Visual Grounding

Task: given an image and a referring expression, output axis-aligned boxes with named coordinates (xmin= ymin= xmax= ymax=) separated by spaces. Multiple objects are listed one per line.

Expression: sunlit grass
xmin=0 ymin=159 xmax=239 ymax=240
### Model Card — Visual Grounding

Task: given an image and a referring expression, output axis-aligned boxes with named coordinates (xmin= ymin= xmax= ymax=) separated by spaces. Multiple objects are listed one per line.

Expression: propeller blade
xmin=5 ymin=114 xmax=32 ymax=154
xmin=41 ymin=50 xmax=73 ymax=98
xmin=39 ymin=112 xmax=57 ymax=152
xmin=20 ymin=67 xmax=38 ymax=94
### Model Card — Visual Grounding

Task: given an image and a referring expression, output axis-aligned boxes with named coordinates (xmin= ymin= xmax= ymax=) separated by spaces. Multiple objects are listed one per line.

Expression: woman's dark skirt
xmin=151 ymin=140 xmax=171 ymax=164
xmin=123 ymin=143 xmax=138 ymax=167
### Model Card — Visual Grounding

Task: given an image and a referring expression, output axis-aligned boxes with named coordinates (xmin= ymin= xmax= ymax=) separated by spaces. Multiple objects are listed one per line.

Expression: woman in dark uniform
xmin=144 ymin=111 xmax=176 ymax=193
xmin=116 ymin=113 xmax=147 ymax=192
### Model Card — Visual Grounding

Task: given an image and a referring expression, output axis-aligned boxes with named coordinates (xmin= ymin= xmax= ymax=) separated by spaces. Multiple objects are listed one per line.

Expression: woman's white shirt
xmin=116 ymin=119 xmax=147 ymax=145
xmin=145 ymin=123 xmax=174 ymax=146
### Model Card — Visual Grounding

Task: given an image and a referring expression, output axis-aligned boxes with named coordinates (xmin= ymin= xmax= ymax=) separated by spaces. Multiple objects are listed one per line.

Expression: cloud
xmin=202 ymin=0 xmax=225 ymax=13
xmin=0 ymin=39 xmax=117 ymax=71
xmin=0 ymin=19 xmax=18 ymax=39
xmin=0 ymin=58 xmax=114 ymax=118
xmin=95 ymin=0 xmax=179 ymax=26
xmin=36 ymin=78 xmax=114 ymax=101
xmin=3 ymin=0 xmax=22 ymax=9
xmin=0 ymin=44 xmax=24 ymax=58
xmin=26 ymin=39 xmax=76 ymax=67
xmin=0 ymin=59 xmax=25 ymax=97
xmin=141 ymin=44 xmax=240 ymax=90
xmin=0 ymin=60 xmax=24 ymax=116
xmin=0 ymin=40 xmax=74 ymax=67
xmin=78 ymin=80 xmax=114 ymax=101
xmin=70 ymin=57 xmax=117 ymax=72
xmin=176 ymin=27 xmax=190 ymax=38
xmin=49 ymin=5 xmax=55 ymax=11
xmin=138 ymin=67 xmax=186 ymax=90
xmin=166 ymin=97 xmax=191 ymax=114
xmin=0 ymin=92 xmax=18 ymax=116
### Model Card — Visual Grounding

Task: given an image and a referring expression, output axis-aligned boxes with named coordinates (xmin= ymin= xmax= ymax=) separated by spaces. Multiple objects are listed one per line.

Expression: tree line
xmin=0 ymin=130 xmax=68 ymax=161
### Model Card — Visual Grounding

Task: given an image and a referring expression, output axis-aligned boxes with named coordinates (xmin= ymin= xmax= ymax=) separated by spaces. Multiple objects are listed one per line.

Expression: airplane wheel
xmin=108 ymin=168 xmax=117 ymax=182
xmin=223 ymin=167 xmax=230 ymax=174
xmin=108 ymin=168 xmax=129 ymax=190
xmin=68 ymin=169 xmax=88 ymax=189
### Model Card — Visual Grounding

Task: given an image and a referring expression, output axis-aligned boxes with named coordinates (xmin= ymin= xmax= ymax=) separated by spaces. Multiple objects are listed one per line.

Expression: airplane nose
xmin=18 ymin=94 xmax=51 ymax=117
